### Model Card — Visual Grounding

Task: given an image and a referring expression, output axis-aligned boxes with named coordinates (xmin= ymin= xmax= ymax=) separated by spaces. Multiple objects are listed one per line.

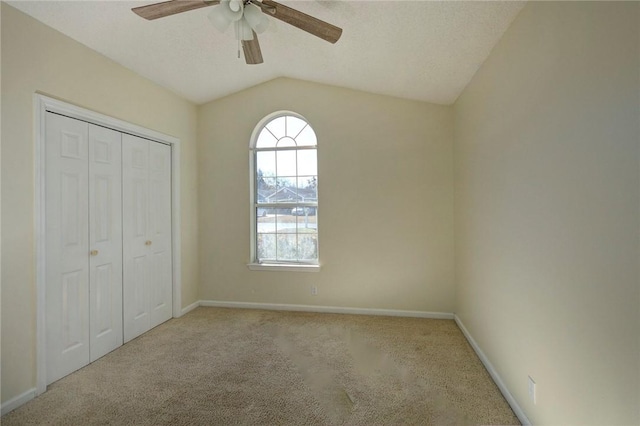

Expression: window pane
xmin=296 ymin=214 xmax=317 ymax=231
xmin=276 ymin=177 xmax=296 ymax=188
xmin=286 ymin=116 xmax=307 ymax=138
xmin=296 ymin=125 xmax=317 ymax=146
xmin=276 ymin=150 xmax=296 ymax=176
xmin=266 ymin=116 xmax=286 ymax=139
xmin=277 ymin=234 xmax=297 ymax=260
xmin=298 ymin=234 xmax=318 ymax=260
xmin=257 ymin=233 xmax=276 ymax=260
xmin=256 ymin=128 xmax=278 ymax=148
xmin=257 ymin=207 xmax=277 ymax=233
xmin=257 ymin=178 xmax=276 ymax=204
xmin=276 ymin=211 xmax=296 ymax=233
xmin=256 ymin=151 xmax=276 ymax=177
xmin=259 ymin=177 xmax=277 ymax=190
xmin=297 ymin=177 xmax=317 ymax=202
xmin=297 ymin=149 xmax=317 ymax=175
xmin=277 ymin=137 xmax=296 ymax=148
xmin=272 ymin=183 xmax=296 ymax=203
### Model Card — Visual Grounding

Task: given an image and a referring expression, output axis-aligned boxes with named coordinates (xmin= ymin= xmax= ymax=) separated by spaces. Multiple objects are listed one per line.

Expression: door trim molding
xmin=34 ymin=94 xmax=183 ymax=395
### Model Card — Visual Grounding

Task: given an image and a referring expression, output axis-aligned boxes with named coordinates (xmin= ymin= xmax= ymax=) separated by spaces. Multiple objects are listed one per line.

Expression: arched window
xmin=250 ymin=112 xmax=318 ymax=266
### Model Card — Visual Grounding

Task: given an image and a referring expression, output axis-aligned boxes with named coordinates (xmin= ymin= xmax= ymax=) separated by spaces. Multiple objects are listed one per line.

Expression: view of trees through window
xmin=253 ymin=114 xmax=318 ymax=263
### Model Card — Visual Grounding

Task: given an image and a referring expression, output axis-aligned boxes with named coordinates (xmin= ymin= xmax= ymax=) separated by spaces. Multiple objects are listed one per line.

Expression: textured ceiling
xmin=8 ymin=0 xmax=525 ymax=105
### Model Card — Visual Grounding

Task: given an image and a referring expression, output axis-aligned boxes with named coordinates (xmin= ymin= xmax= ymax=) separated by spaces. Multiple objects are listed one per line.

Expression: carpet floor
xmin=2 ymin=307 xmax=520 ymax=425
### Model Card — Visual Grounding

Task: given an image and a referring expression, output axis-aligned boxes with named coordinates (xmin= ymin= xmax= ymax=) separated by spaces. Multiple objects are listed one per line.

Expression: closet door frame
xmin=34 ymin=94 xmax=183 ymax=396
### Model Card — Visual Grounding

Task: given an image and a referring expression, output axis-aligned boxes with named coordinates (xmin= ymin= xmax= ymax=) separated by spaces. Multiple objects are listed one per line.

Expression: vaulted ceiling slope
xmin=8 ymin=1 xmax=525 ymax=105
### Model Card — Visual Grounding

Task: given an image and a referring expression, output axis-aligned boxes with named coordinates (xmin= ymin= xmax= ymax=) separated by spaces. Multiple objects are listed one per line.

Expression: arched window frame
xmin=248 ymin=111 xmax=320 ymax=271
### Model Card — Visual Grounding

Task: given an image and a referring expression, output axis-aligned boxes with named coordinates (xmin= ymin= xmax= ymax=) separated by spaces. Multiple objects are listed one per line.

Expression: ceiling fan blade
xmin=242 ymin=32 xmax=264 ymax=64
xmin=132 ymin=0 xmax=220 ymax=20
xmin=259 ymin=0 xmax=342 ymax=44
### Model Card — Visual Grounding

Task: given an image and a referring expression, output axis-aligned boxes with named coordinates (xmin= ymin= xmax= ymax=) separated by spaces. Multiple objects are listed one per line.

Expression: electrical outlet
xmin=528 ymin=376 xmax=537 ymax=405
xmin=311 ymin=285 xmax=318 ymax=295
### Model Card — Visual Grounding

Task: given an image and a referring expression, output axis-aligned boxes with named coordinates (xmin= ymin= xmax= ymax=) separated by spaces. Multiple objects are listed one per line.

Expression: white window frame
xmin=247 ymin=111 xmax=320 ymax=272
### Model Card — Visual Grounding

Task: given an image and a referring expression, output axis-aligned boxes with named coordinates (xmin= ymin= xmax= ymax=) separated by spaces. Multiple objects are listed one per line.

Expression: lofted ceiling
xmin=8 ymin=0 xmax=525 ymax=105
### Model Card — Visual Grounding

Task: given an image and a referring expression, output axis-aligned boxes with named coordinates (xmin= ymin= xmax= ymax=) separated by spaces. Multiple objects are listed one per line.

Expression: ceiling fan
xmin=132 ymin=0 xmax=343 ymax=65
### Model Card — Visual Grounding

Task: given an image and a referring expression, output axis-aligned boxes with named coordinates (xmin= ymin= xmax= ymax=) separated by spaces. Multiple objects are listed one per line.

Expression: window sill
xmin=247 ymin=263 xmax=320 ymax=273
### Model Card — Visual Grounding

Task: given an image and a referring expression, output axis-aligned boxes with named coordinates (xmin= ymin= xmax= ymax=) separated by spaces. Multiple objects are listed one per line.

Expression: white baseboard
xmin=1 ymin=388 xmax=36 ymax=416
xmin=454 ymin=315 xmax=531 ymax=426
xmin=198 ymin=300 xmax=454 ymax=319
xmin=180 ymin=300 xmax=200 ymax=316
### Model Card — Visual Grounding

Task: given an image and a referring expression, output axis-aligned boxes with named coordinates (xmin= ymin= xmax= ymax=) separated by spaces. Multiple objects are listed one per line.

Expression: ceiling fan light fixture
xmin=219 ymin=0 xmax=244 ymax=22
xmin=207 ymin=7 xmax=231 ymax=32
xmin=229 ymin=0 xmax=242 ymax=12
xmin=235 ymin=18 xmax=255 ymax=41
xmin=243 ymin=3 xmax=269 ymax=34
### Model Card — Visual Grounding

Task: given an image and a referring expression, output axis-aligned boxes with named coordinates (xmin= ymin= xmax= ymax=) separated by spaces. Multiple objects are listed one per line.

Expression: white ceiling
xmin=8 ymin=0 xmax=525 ymax=105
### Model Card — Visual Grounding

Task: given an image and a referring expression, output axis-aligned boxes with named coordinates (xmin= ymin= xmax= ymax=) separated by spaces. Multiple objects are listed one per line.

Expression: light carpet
xmin=2 ymin=307 xmax=520 ymax=425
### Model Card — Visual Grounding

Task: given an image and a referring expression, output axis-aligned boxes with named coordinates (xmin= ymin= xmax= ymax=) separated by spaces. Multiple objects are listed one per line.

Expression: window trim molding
xmin=248 ymin=111 xmax=319 ymax=269
xmin=247 ymin=263 xmax=320 ymax=272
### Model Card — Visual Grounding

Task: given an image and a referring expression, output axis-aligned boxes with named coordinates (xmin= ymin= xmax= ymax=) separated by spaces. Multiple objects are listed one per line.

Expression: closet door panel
xmin=88 ymin=124 xmax=123 ymax=362
xmin=45 ymin=113 xmax=90 ymax=385
xmin=123 ymin=134 xmax=151 ymax=342
xmin=148 ymin=142 xmax=172 ymax=328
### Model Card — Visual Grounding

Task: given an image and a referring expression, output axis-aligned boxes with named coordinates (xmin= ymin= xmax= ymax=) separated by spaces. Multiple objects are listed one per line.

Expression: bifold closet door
xmin=88 ymin=124 xmax=123 ymax=362
xmin=46 ymin=113 xmax=123 ymax=385
xmin=122 ymin=134 xmax=172 ymax=343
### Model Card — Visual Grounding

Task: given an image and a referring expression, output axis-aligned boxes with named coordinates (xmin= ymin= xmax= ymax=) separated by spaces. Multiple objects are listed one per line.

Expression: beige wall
xmin=1 ymin=4 xmax=199 ymax=404
xmin=198 ymin=78 xmax=455 ymax=313
xmin=454 ymin=2 xmax=639 ymax=424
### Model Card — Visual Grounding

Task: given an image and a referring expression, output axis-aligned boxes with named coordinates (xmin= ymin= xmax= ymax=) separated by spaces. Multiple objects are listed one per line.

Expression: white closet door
xmin=88 ymin=124 xmax=123 ymax=362
xmin=123 ymin=134 xmax=172 ymax=342
xmin=46 ymin=113 xmax=90 ymax=384
xmin=148 ymin=142 xmax=173 ymax=329
xmin=122 ymin=135 xmax=151 ymax=342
